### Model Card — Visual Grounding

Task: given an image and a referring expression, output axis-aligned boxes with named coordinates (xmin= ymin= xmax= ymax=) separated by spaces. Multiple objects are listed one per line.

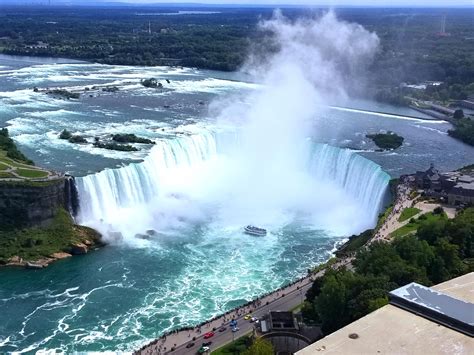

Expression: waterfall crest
xmin=76 ymin=131 xmax=390 ymax=237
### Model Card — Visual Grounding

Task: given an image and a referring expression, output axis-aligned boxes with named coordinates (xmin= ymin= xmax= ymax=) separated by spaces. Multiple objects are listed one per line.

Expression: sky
xmin=3 ymin=0 xmax=473 ymax=6
xmin=118 ymin=0 xmax=473 ymax=5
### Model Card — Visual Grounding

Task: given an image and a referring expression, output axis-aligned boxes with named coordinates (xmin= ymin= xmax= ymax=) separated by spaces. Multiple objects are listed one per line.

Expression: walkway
xmin=0 ymin=155 xmax=61 ymax=181
xmin=371 ymin=183 xmax=457 ymax=243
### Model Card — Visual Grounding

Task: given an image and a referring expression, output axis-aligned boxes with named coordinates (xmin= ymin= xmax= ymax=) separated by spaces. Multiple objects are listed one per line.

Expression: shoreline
xmin=1 ymin=238 xmax=105 ymax=269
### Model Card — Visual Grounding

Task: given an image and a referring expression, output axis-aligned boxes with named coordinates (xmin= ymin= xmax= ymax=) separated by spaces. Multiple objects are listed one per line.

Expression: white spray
xmin=77 ymin=11 xmax=387 ymax=243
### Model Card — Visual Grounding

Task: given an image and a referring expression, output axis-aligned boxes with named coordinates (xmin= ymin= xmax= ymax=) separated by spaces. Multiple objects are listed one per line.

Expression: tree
xmin=242 ymin=338 xmax=274 ymax=355
xmin=347 ymin=288 xmax=388 ymax=319
xmin=453 ymin=109 xmax=464 ymax=119
xmin=314 ymin=272 xmax=350 ymax=333
xmin=417 ymin=219 xmax=447 ymax=245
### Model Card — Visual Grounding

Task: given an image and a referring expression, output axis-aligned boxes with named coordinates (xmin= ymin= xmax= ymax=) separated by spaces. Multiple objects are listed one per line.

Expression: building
xmin=415 ymin=163 xmax=442 ymax=191
xmin=257 ymin=311 xmax=321 ymax=354
xmin=296 ymin=273 xmax=474 ymax=355
xmin=458 ymin=99 xmax=474 ymax=111
xmin=448 ymin=176 xmax=474 ymax=205
xmin=414 ymin=165 xmax=474 ymax=206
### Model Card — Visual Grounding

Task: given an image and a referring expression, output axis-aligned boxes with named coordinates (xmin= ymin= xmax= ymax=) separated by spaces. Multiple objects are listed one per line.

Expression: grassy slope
xmin=390 ymin=212 xmax=446 ymax=238
xmin=0 ymin=151 xmax=50 ymax=179
xmin=335 ymin=229 xmax=373 ymax=257
xmin=0 ymin=208 xmax=101 ymax=264
xmin=398 ymin=207 xmax=421 ymax=222
xmin=376 ymin=205 xmax=393 ymax=229
xmin=15 ymin=168 xmax=49 ymax=178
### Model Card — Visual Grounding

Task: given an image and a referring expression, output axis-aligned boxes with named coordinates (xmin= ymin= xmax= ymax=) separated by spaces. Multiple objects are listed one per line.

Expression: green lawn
xmin=391 ymin=212 xmax=446 ymax=239
xmin=0 ymin=171 xmax=14 ymax=178
xmin=336 ymin=229 xmax=373 ymax=257
xmin=398 ymin=207 xmax=421 ymax=222
xmin=0 ymin=151 xmax=35 ymax=169
xmin=15 ymin=168 xmax=49 ymax=179
xmin=0 ymin=151 xmax=50 ymax=179
xmin=211 ymin=334 xmax=252 ymax=355
xmin=390 ymin=223 xmax=418 ymax=238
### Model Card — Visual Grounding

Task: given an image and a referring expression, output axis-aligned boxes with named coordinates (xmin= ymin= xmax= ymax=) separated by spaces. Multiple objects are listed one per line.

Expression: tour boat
xmin=244 ymin=225 xmax=267 ymax=236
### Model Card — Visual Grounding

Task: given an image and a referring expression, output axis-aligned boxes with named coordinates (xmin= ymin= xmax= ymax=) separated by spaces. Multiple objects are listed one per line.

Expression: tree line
xmin=0 ymin=7 xmax=473 ymax=87
xmin=302 ymin=207 xmax=473 ymax=334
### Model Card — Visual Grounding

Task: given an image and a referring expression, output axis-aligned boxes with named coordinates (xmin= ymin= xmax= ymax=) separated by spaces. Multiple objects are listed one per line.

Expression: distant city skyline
xmin=2 ymin=0 xmax=473 ymax=7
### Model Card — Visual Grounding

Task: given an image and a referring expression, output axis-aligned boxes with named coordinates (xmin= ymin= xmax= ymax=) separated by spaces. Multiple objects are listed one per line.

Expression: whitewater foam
xmin=76 ymin=129 xmax=389 ymax=243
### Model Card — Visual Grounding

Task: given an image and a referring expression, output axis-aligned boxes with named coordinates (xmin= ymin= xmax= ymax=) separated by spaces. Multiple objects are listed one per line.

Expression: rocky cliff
xmin=0 ymin=179 xmax=67 ymax=229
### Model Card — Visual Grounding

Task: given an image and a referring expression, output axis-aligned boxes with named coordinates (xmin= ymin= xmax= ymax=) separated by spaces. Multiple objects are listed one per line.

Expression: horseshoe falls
xmin=76 ymin=131 xmax=390 ymax=242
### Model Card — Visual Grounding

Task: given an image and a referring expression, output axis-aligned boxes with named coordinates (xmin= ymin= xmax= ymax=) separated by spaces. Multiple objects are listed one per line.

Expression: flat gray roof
xmin=296 ymin=273 xmax=474 ymax=355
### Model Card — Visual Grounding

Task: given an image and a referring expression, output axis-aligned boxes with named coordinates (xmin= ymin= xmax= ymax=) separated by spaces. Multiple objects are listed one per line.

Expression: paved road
xmin=170 ymin=283 xmax=311 ymax=355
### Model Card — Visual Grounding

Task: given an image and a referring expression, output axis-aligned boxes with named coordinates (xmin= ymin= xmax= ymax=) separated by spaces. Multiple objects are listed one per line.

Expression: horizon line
xmin=2 ymin=2 xmax=473 ymax=8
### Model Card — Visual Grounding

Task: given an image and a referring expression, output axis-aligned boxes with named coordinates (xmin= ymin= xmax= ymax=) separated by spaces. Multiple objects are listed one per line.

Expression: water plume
xmin=76 ymin=11 xmax=388 ymax=244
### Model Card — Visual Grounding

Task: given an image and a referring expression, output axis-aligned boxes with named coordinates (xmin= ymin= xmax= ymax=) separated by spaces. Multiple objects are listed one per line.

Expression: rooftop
xmin=296 ymin=273 xmax=474 ymax=355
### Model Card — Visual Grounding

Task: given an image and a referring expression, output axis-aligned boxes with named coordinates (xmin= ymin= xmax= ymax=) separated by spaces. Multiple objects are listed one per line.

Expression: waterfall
xmin=76 ymin=131 xmax=217 ymax=223
xmin=64 ymin=175 xmax=80 ymax=218
xmin=76 ymin=130 xmax=390 ymax=236
xmin=307 ymin=144 xmax=390 ymax=223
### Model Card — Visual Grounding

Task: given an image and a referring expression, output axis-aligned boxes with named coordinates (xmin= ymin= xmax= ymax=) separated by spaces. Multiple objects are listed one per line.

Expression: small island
xmin=59 ymin=129 xmax=87 ymax=144
xmin=141 ymin=78 xmax=163 ymax=89
xmin=93 ymin=141 xmax=139 ymax=152
xmin=112 ymin=133 xmax=155 ymax=144
xmin=59 ymin=130 xmax=147 ymax=151
xmin=366 ymin=132 xmax=404 ymax=150
xmin=448 ymin=117 xmax=474 ymax=146
xmin=44 ymin=88 xmax=80 ymax=100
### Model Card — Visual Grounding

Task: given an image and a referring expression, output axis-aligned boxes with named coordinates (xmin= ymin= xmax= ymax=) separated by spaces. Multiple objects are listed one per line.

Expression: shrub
xmin=433 ymin=206 xmax=444 ymax=215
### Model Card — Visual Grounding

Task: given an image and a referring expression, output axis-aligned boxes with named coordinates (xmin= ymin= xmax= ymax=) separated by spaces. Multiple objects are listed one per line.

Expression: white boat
xmin=244 ymin=225 xmax=267 ymax=236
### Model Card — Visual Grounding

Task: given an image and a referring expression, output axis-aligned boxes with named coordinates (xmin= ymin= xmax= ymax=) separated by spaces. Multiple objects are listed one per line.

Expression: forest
xmin=0 ymin=6 xmax=473 ymax=90
xmin=302 ymin=207 xmax=473 ymax=334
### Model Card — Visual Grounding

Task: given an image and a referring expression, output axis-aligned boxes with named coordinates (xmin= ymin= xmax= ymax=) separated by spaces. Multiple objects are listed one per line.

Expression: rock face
xmin=70 ymin=243 xmax=88 ymax=255
xmin=0 ymin=179 xmax=66 ymax=229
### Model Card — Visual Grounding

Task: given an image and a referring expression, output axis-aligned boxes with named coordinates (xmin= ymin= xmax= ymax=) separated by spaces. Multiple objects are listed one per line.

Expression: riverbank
xmin=0 ymin=208 xmax=104 ymax=269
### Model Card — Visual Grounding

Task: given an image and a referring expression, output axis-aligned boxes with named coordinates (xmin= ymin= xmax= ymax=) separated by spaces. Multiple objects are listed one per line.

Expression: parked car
xmin=186 ymin=342 xmax=195 ymax=348
xmin=219 ymin=326 xmax=226 ymax=332
xmin=203 ymin=332 xmax=214 ymax=339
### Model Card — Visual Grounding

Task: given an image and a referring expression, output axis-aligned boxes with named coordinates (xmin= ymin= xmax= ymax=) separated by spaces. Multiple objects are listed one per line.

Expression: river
xmin=0 ymin=55 xmax=472 ymax=353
